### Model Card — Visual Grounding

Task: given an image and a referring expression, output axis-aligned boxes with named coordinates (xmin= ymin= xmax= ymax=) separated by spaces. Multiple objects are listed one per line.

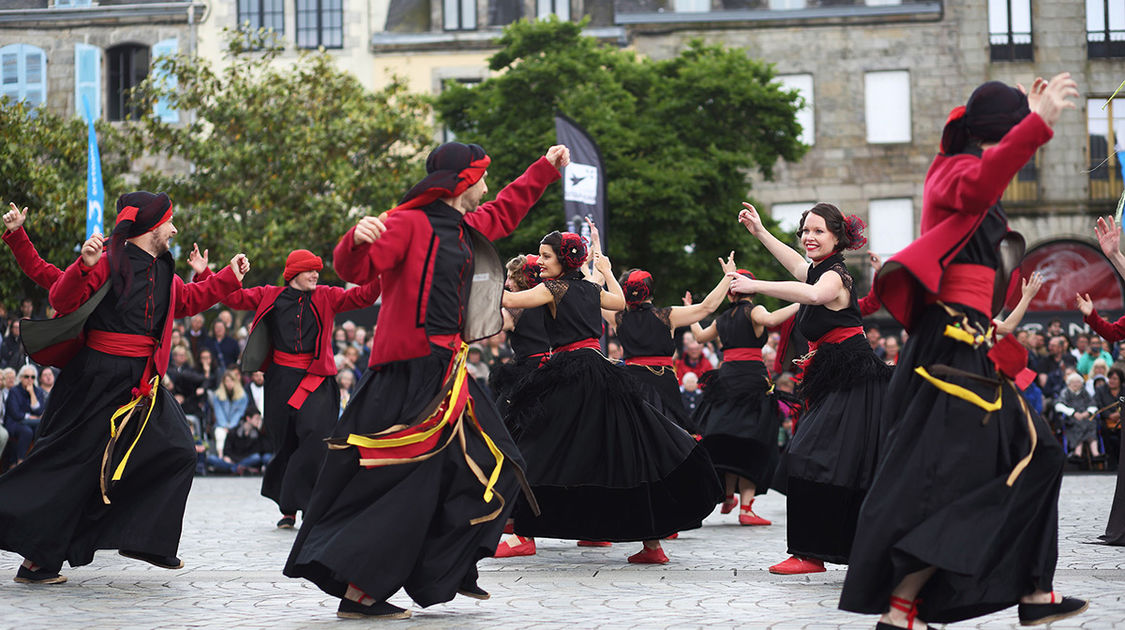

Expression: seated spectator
xmin=332 ymin=327 xmax=349 ymax=356
xmin=1056 ymin=372 xmax=1101 ymax=460
xmin=204 ymin=319 xmax=241 ymax=369
xmin=466 ymin=345 xmax=491 ymax=390
xmin=1042 ymin=336 xmax=1077 ymax=399
xmin=761 ymin=345 xmax=777 ymax=377
xmin=606 ymin=339 xmax=624 ymax=364
xmin=337 ymin=369 xmax=355 ymax=418
xmin=209 ymin=366 xmax=249 ymax=458
xmin=675 ymin=332 xmax=714 ymax=383
xmin=4 ymin=364 xmax=45 ymax=465
xmin=219 ymin=411 xmax=272 ymax=474
xmin=883 ymin=335 xmax=901 ymax=366
xmin=335 ymin=345 xmax=364 ymax=382
xmin=866 ymin=325 xmax=885 ymax=359
xmin=1078 ymin=336 xmax=1114 ymax=376
xmin=1095 ymin=367 xmax=1123 ymax=470
xmin=353 ymin=326 xmax=371 ymax=366
xmin=168 ymin=345 xmax=205 ymax=435
xmin=38 ymin=366 xmax=56 ymax=409
xmin=1087 ymin=358 xmax=1110 ymax=396
xmin=1021 ymin=378 xmax=1044 ymax=415
xmin=247 ymin=370 xmax=266 ymax=422
xmin=484 ymin=332 xmax=513 ymax=368
xmin=680 ymin=372 xmax=703 ymax=414
xmin=0 ymin=319 xmax=27 ymax=369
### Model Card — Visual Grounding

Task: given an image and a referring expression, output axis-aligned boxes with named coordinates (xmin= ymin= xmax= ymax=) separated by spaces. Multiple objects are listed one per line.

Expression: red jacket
xmin=1085 ymin=309 xmax=1125 ymax=342
xmin=222 ymin=281 xmax=381 ymax=377
xmin=40 ymin=253 xmax=242 ymax=374
xmin=3 ymin=227 xmax=62 ymax=289
xmin=334 ymin=156 xmax=560 ymax=366
xmin=874 ymin=113 xmax=1053 ymax=331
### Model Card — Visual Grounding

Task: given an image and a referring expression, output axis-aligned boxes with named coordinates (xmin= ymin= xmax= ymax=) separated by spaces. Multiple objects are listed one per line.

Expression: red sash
xmin=554 ymin=338 xmax=601 ymax=353
xmin=928 ymin=263 xmax=994 ymax=316
xmin=807 ymin=326 xmax=865 ymax=353
xmin=273 ymin=350 xmax=324 ymax=410
xmin=429 ymin=333 xmax=463 ymax=351
xmin=625 ymin=356 xmax=674 ymax=367
xmin=723 ymin=348 xmax=763 ymax=362
xmin=86 ymin=329 xmax=157 ymax=358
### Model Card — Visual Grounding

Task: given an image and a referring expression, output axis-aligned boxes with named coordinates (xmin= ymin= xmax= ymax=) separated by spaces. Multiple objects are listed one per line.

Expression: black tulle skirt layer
xmin=0 ymin=348 xmax=196 ymax=571
xmin=507 ymin=348 xmax=722 ymax=541
xmin=260 ymin=365 xmax=339 ymax=515
xmin=488 ymin=355 xmax=543 ymax=425
xmin=625 ymin=364 xmax=698 ymax=433
xmin=840 ymin=304 xmax=1065 ymax=624
xmin=694 ymin=361 xmax=780 ymax=493
xmin=777 ymin=335 xmax=892 ymax=564
xmin=284 ymin=344 xmax=524 ymax=607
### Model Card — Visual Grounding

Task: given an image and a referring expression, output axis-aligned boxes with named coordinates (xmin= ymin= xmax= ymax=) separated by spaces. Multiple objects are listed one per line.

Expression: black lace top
xmin=795 ymin=252 xmax=863 ymax=342
xmin=423 ymin=201 xmax=473 ymax=336
xmin=615 ymin=303 xmax=675 ymax=358
xmin=507 ymin=305 xmax=550 ymax=359
xmin=267 ymin=287 xmax=319 ymax=354
xmin=542 ymin=272 xmax=602 ymax=348
xmin=716 ymin=300 xmax=767 ymax=350
xmin=88 ymin=243 xmax=171 ymax=338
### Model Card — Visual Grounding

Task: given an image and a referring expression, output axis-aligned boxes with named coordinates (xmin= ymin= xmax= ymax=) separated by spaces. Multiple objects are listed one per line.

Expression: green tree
xmin=0 ymin=98 xmax=131 ymax=313
xmin=128 ymin=30 xmax=433 ymax=286
xmin=435 ymin=17 xmax=807 ymax=303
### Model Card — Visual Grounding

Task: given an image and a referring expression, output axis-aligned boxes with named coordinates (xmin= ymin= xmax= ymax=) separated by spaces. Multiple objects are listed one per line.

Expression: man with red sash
xmin=221 ymin=248 xmax=380 ymax=529
xmin=0 ymin=191 xmax=248 ymax=585
xmin=285 ymin=142 xmax=567 ymax=619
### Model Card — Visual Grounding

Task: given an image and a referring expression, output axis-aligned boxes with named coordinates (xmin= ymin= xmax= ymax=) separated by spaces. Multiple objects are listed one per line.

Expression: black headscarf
xmin=108 ymin=191 xmax=173 ymax=309
xmin=940 ymin=81 xmax=1030 ymax=155
xmin=392 ymin=142 xmax=490 ymax=213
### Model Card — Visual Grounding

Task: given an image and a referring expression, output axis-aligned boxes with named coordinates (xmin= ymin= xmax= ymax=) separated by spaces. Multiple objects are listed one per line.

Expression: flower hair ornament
xmin=559 ymin=232 xmax=588 ymax=270
xmin=520 ymin=255 xmax=542 ymax=288
xmin=729 ymin=268 xmax=756 ymax=298
xmin=844 ymin=215 xmax=868 ymax=251
xmin=623 ymin=270 xmax=653 ymax=307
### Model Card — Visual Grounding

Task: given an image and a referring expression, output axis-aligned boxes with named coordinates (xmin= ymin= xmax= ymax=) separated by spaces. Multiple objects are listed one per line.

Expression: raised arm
xmin=1078 ymin=293 xmax=1125 ymax=342
xmin=668 ymin=252 xmax=736 ymax=328
xmin=596 ymin=252 xmax=626 ymax=311
xmin=502 ymin=283 xmax=553 ymax=309
xmin=221 ymin=285 xmax=270 ymax=312
xmin=729 ymin=268 xmax=846 ymax=308
xmin=739 ymin=203 xmax=809 ymax=282
xmin=1096 ymin=216 xmax=1125 ymax=280
xmin=751 ymin=302 xmax=800 ymax=329
xmin=327 ymin=278 xmax=382 ymax=312
xmin=691 ymin=321 xmax=719 ymax=344
xmin=49 ymin=233 xmax=109 ymax=315
xmin=333 ymin=212 xmax=413 ymax=285
xmin=995 ymin=271 xmax=1042 ymax=336
xmin=464 ymin=147 xmax=567 ymax=241
xmin=857 ymin=252 xmax=882 ymax=316
xmin=175 ymin=254 xmax=247 ymax=318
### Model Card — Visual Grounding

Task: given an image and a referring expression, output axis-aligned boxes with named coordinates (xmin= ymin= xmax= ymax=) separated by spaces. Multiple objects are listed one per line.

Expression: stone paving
xmin=0 ymin=474 xmax=1122 ymax=629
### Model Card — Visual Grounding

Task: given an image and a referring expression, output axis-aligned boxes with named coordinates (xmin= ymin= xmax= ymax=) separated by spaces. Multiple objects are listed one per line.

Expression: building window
xmin=151 ymin=39 xmax=180 ymax=124
xmin=988 ymin=0 xmax=1033 ymax=61
xmin=1088 ymin=0 xmax=1125 ymax=58
xmin=74 ymin=43 xmax=101 ymax=120
xmin=673 ymin=0 xmax=709 ymax=12
xmin=868 ymin=198 xmax=914 ymax=258
xmin=238 ymin=0 xmax=285 ymax=35
xmin=776 ymin=74 xmax=814 ymax=146
xmin=768 ymin=0 xmax=806 ymax=9
xmin=537 ymin=0 xmax=570 ymax=20
xmin=54 ymin=0 xmax=93 ymax=7
xmin=297 ymin=0 xmax=345 ymax=49
xmin=1001 ymin=152 xmax=1038 ymax=203
xmin=864 ymin=70 xmax=911 ymax=144
xmin=770 ymin=202 xmax=813 ymax=235
xmin=1088 ymin=97 xmax=1125 ymax=201
xmin=489 ymin=0 xmax=522 ymax=26
xmin=0 ymin=44 xmax=47 ymax=109
xmin=106 ymin=44 xmax=148 ymax=122
xmin=444 ymin=0 xmax=476 ymax=29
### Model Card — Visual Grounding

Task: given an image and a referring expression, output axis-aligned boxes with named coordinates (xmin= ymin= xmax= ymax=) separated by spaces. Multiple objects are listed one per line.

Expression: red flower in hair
xmin=520 ymin=255 xmax=542 ymax=288
xmin=623 ymin=270 xmax=653 ymax=307
xmin=844 ymin=214 xmax=868 ymax=250
xmin=558 ymin=232 xmax=588 ymax=270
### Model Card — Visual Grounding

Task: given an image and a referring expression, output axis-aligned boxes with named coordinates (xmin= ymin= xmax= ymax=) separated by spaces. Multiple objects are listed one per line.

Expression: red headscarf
xmin=387 ymin=142 xmax=490 ymax=215
xmin=108 ymin=191 xmax=174 ymax=308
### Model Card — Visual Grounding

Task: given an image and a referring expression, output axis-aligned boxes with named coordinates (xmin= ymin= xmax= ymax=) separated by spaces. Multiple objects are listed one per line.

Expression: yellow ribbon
xmin=108 ymin=375 xmax=161 ymax=482
xmin=914 ymin=367 xmax=1002 ymax=412
xmin=466 ymin=399 xmax=505 ymax=503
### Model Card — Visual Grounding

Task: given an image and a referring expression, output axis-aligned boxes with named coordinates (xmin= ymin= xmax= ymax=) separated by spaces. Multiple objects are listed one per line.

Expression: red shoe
xmin=577 ymin=540 xmax=612 ymax=547
xmin=664 ymin=532 xmax=679 ymax=540
xmin=503 ymin=522 xmax=514 ymax=535
xmin=720 ymin=495 xmax=738 ymax=515
xmin=627 ymin=546 xmax=669 ymax=564
xmin=494 ymin=536 xmax=536 ymax=558
xmin=738 ymin=500 xmax=771 ymax=526
xmin=769 ymin=556 xmax=825 ymax=575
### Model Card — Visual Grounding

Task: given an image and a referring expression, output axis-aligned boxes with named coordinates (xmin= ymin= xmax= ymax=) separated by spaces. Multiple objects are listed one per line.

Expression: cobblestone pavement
xmin=1 ymin=474 xmax=1122 ymax=629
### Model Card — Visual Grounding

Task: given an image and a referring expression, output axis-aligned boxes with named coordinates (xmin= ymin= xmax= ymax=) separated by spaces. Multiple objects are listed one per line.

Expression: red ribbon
xmin=723 ymin=348 xmax=763 ymax=362
xmin=624 ymin=356 xmax=674 ymax=367
xmin=554 ymin=338 xmax=601 ymax=353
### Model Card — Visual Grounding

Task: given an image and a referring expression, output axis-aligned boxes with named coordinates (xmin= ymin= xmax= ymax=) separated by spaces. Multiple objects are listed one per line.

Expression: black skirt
xmin=1102 ymin=431 xmax=1125 ymax=544
xmin=840 ymin=304 xmax=1065 ymax=623
xmin=488 ymin=355 xmax=542 ymax=425
xmin=778 ymin=335 xmax=891 ymax=564
xmin=694 ymin=361 xmax=780 ymax=492
xmin=625 ymin=363 xmax=699 ymax=433
xmin=0 ymin=347 xmax=196 ymax=571
xmin=260 ymin=365 xmax=340 ymax=515
xmin=284 ymin=344 xmax=524 ymax=607
xmin=508 ymin=348 xmax=722 ymax=541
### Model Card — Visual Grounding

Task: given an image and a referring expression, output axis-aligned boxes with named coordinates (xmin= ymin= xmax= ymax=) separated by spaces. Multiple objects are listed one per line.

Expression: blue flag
xmin=83 ymin=95 xmax=104 ymax=239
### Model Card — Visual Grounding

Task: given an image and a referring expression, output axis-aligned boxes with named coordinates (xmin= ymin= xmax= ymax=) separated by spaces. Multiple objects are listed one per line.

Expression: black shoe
xmin=336 ymin=599 xmax=411 ymax=620
xmin=13 ymin=565 xmax=66 ymax=585
xmin=457 ymin=579 xmax=491 ymax=600
xmin=277 ymin=515 xmax=296 ymax=529
xmin=1018 ymin=596 xmax=1088 ymax=626
xmin=118 ymin=550 xmax=184 ymax=569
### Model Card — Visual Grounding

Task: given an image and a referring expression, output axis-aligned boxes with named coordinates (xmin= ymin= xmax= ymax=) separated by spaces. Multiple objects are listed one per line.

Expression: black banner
xmin=554 ymin=113 xmax=607 ymax=252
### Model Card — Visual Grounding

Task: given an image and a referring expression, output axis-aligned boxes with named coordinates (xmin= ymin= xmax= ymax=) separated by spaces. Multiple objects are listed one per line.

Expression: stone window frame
xmin=987 ymin=0 xmax=1033 ymax=62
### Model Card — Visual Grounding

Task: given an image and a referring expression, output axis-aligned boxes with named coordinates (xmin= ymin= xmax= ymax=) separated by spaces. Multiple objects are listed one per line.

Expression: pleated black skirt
xmin=507 ymin=348 xmax=722 ymax=541
xmin=625 ymin=363 xmax=699 ymax=434
xmin=840 ymin=304 xmax=1065 ymax=623
xmin=694 ymin=360 xmax=780 ymax=493
xmin=284 ymin=343 xmax=524 ymax=607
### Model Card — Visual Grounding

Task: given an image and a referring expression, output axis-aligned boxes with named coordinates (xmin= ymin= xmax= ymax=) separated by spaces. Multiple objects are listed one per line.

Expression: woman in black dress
xmin=607 ymin=253 xmax=736 ymax=433
xmin=489 ymin=254 xmax=551 ymax=420
xmin=690 ymin=272 xmax=797 ymax=526
xmin=497 ymin=231 xmax=721 ymax=564
xmin=730 ymin=202 xmax=891 ymax=575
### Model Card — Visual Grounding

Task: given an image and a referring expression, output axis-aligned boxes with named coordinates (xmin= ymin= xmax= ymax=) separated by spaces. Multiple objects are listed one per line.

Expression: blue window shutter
xmin=0 ymin=44 xmax=47 ymax=109
xmin=151 ymin=38 xmax=179 ymax=123
xmin=74 ymin=42 xmax=101 ymax=121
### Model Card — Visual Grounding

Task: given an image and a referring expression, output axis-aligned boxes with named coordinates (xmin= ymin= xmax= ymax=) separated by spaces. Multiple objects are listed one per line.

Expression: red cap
xmin=284 ymin=249 xmax=323 ymax=282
